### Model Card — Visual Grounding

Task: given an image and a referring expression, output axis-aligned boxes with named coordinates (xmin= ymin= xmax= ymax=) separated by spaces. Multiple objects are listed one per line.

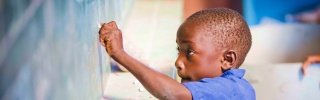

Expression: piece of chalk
xmin=139 ymin=87 xmax=145 ymax=92
xmin=133 ymin=80 xmax=139 ymax=84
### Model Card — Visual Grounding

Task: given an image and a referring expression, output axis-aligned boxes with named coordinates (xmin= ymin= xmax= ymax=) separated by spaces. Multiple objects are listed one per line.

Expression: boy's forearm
xmin=111 ymin=50 xmax=191 ymax=99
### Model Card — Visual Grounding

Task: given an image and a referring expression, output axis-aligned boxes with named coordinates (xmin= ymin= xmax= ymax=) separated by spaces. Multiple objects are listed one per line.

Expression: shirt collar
xmin=221 ymin=69 xmax=245 ymax=78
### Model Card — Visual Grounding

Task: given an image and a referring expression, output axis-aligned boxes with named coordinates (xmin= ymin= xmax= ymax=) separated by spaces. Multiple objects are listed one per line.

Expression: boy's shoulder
xmin=182 ymin=69 xmax=255 ymax=100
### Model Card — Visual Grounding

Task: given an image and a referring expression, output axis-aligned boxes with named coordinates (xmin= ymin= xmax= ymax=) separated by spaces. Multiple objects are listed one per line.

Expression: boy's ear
xmin=221 ymin=50 xmax=237 ymax=71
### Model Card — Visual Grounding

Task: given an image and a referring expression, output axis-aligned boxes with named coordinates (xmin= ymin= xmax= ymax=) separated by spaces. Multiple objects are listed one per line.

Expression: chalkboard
xmin=0 ymin=0 xmax=133 ymax=99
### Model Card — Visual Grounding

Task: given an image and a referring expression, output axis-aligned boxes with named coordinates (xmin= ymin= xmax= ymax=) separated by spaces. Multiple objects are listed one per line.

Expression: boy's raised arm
xmin=99 ymin=21 xmax=192 ymax=100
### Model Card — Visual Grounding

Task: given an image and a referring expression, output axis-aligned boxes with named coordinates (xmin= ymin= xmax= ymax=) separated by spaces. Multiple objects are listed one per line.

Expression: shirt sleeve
xmin=182 ymin=78 xmax=234 ymax=100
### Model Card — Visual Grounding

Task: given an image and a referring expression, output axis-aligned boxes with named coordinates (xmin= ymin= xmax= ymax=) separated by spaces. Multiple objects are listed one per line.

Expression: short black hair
xmin=185 ymin=8 xmax=252 ymax=67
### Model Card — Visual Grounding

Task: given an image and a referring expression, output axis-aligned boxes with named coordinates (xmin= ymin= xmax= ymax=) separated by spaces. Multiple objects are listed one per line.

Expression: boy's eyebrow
xmin=176 ymin=40 xmax=194 ymax=46
xmin=181 ymin=40 xmax=194 ymax=44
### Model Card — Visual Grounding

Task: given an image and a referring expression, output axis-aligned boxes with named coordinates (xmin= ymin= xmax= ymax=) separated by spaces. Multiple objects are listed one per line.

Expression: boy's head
xmin=175 ymin=8 xmax=251 ymax=82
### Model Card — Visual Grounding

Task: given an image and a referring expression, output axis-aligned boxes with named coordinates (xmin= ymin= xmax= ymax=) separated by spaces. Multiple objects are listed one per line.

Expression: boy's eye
xmin=187 ymin=49 xmax=194 ymax=56
xmin=176 ymin=47 xmax=180 ymax=54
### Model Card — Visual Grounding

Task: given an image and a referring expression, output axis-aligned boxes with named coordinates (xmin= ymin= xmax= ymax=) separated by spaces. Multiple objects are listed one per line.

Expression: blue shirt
xmin=182 ymin=69 xmax=255 ymax=100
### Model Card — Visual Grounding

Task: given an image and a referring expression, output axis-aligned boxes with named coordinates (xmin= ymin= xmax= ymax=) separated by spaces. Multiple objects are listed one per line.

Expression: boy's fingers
xmin=108 ymin=21 xmax=118 ymax=29
xmin=99 ymin=26 xmax=114 ymax=35
xmin=99 ymin=38 xmax=106 ymax=47
xmin=100 ymin=22 xmax=113 ymax=30
xmin=100 ymin=21 xmax=118 ymax=29
xmin=99 ymin=34 xmax=109 ymax=41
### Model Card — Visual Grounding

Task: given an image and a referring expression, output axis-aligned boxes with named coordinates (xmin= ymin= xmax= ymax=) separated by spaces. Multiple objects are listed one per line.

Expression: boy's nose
xmin=175 ymin=60 xmax=184 ymax=70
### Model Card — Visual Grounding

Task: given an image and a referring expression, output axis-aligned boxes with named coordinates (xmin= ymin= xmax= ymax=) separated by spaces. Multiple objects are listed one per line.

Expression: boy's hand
xmin=99 ymin=21 xmax=123 ymax=57
xmin=302 ymin=55 xmax=320 ymax=75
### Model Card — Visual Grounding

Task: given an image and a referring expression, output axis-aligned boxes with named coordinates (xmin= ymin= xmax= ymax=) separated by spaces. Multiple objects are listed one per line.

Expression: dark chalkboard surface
xmin=0 ymin=0 xmax=132 ymax=99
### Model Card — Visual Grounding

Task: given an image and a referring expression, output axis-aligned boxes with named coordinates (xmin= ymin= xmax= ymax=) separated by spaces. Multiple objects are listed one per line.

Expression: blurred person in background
xmin=294 ymin=6 xmax=320 ymax=75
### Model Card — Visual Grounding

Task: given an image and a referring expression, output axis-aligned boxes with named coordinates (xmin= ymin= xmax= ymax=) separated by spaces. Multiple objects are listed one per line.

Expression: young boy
xmin=99 ymin=8 xmax=255 ymax=100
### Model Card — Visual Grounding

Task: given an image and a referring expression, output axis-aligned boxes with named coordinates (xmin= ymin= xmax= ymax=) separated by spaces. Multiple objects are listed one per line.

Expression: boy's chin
xmin=181 ymin=78 xmax=192 ymax=83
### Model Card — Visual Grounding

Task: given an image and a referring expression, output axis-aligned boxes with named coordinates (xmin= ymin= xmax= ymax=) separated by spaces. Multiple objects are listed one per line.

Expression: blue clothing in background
xmin=182 ymin=69 xmax=255 ymax=100
xmin=243 ymin=0 xmax=320 ymax=25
